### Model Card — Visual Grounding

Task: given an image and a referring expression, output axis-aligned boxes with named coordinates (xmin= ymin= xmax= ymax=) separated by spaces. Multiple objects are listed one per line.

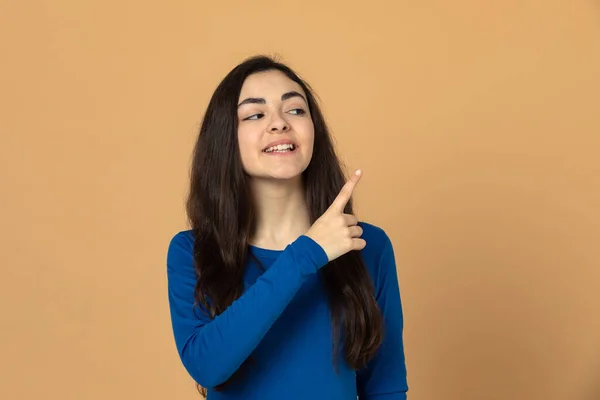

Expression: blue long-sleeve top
xmin=166 ymin=221 xmax=408 ymax=399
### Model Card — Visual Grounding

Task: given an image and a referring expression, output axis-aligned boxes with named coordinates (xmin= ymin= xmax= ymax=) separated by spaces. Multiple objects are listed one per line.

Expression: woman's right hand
xmin=305 ymin=169 xmax=366 ymax=262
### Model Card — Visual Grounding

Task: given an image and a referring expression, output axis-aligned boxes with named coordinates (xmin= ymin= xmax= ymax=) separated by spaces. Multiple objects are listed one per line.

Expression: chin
xmin=244 ymin=159 xmax=311 ymax=181
xmin=271 ymin=174 xmax=303 ymax=181
xmin=250 ymin=167 xmax=305 ymax=181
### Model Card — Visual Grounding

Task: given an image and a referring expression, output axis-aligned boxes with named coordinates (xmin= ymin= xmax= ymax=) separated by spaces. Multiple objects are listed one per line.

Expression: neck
xmin=249 ymin=175 xmax=311 ymax=250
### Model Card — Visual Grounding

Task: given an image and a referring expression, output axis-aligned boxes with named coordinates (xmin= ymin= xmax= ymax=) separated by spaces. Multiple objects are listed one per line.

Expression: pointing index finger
xmin=331 ymin=169 xmax=362 ymax=212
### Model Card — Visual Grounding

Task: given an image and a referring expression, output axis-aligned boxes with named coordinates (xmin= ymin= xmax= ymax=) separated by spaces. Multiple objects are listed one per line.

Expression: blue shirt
xmin=166 ymin=221 xmax=408 ymax=399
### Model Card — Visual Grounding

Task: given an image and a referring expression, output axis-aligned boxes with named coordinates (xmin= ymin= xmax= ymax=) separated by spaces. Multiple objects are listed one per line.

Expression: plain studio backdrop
xmin=1 ymin=1 xmax=599 ymax=399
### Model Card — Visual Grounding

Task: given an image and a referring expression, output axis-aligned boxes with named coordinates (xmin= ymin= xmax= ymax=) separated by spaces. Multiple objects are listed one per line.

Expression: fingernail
xmin=356 ymin=169 xmax=362 ymax=175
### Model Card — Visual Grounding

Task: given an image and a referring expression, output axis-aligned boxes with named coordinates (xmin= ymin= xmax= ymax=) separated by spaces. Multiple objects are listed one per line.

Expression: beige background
xmin=1 ymin=1 xmax=599 ymax=399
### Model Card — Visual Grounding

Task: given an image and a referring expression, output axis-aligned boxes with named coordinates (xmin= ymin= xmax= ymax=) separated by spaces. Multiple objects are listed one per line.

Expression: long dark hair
xmin=186 ymin=55 xmax=383 ymax=397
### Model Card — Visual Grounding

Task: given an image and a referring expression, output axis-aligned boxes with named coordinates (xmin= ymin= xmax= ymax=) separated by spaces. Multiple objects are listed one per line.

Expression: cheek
xmin=237 ymin=127 xmax=260 ymax=166
xmin=301 ymin=123 xmax=315 ymax=151
xmin=237 ymin=125 xmax=252 ymax=149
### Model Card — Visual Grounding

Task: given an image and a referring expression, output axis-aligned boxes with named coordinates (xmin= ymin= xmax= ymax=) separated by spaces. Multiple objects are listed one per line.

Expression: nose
xmin=267 ymin=111 xmax=289 ymax=133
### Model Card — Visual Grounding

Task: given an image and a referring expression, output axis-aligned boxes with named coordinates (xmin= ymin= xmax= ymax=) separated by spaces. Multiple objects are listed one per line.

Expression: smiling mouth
xmin=262 ymin=144 xmax=297 ymax=153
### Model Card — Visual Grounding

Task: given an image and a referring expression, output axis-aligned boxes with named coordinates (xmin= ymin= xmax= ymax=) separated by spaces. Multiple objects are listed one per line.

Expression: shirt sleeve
xmin=166 ymin=232 xmax=329 ymax=389
xmin=356 ymin=234 xmax=409 ymax=399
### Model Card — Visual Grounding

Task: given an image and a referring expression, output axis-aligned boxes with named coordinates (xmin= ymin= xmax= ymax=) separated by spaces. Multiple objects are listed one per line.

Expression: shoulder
xmin=168 ymin=229 xmax=195 ymax=247
xmin=167 ymin=229 xmax=195 ymax=256
xmin=357 ymin=221 xmax=393 ymax=257
xmin=166 ymin=229 xmax=196 ymax=277
xmin=356 ymin=221 xmax=397 ymax=283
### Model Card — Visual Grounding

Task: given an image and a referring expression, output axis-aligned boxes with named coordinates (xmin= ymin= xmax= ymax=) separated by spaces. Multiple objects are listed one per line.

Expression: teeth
xmin=264 ymin=143 xmax=295 ymax=153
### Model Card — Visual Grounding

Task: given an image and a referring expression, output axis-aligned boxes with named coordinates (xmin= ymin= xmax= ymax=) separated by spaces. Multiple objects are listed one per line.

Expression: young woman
xmin=166 ymin=55 xmax=408 ymax=399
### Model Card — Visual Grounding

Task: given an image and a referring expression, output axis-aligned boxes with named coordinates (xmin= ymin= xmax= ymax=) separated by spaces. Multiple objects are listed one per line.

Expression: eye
xmin=288 ymin=108 xmax=306 ymax=116
xmin=243 ymin=113 xmax=264 ymax=121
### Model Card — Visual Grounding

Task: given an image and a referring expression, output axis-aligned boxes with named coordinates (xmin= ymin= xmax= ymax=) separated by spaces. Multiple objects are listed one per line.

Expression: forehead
xmin=238 ymin=70 xmax=306 ymax=100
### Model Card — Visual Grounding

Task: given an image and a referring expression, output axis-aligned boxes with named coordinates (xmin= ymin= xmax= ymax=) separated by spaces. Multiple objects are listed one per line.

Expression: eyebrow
xmin=237 ymin=91 xmax=307 ymax=107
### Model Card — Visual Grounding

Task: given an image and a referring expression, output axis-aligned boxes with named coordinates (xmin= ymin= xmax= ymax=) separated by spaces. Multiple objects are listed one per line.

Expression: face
xmin=237 ymin=70 xmax=315 ymax=181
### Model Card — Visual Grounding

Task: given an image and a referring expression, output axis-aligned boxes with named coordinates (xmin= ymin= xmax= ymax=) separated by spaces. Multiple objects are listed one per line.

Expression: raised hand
xmin=305 ymin=169 xmax=366 ymax=262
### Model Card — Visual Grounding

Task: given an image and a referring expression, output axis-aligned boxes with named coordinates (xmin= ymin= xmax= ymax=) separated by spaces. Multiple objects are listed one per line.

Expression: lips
xmin=262 ymin=139 xmax=298 ymax=152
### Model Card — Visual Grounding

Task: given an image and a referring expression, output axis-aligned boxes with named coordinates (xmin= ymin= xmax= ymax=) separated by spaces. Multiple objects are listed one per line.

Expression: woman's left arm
xmin=356 ymin=233 xmax=409 ymax=400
